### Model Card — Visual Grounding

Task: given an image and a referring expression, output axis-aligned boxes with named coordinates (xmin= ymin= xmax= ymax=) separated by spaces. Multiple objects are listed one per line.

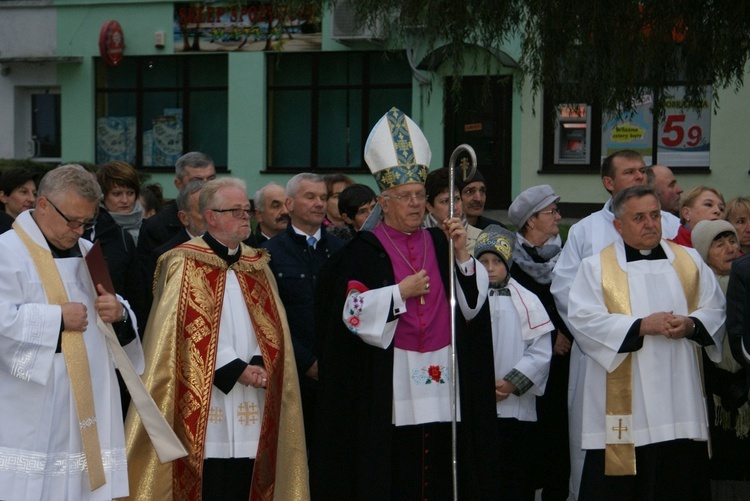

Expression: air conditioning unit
xmin=331 ymin=1 xmax=383 ymax=42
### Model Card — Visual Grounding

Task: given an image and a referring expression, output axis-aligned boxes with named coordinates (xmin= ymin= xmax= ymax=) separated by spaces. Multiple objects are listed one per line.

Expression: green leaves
xmin=326 ymin=0 xmax=750 ymax=116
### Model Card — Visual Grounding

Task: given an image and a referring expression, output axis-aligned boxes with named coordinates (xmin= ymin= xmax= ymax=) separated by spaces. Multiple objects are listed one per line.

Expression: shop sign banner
xmin=174 ymin=1 xmax=321 ymax=52
xmin=656 ymin=86 xmax=711 ymax=167
xmin=601 ymin=94 xmax=654 ymax=164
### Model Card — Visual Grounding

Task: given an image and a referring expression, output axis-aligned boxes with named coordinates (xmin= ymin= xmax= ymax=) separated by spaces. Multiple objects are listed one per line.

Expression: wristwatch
xmin=120 ymin=304 xmax=129 ymax=323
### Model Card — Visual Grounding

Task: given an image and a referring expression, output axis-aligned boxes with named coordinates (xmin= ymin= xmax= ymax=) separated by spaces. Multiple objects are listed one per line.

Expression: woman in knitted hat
xmin=507 ymin=184 xmax=573 ymax=499
xmin=691 ymin=219 xmax=750 ymax=497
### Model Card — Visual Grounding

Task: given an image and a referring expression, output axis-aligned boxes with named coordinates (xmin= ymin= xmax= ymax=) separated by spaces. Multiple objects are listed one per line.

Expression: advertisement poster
xmin=601 ymin=95 xmax=654 ymax=165
xmin=173 ymin=1 xmax=321 ymax=52
xmin=656 ymin=86 xmax=711 ymax=167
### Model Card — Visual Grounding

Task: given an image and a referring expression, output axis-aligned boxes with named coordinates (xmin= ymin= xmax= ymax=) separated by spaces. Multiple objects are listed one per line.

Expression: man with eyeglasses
xmin=311 ymin=108 xmax=493 ymax=500
xmin=0 ymin=164 xmax=144 ymax=500
xmin=261 ymin=172 xmax=346 ymax=448
xmin=125 ymin=177 xmax=308 ymax=500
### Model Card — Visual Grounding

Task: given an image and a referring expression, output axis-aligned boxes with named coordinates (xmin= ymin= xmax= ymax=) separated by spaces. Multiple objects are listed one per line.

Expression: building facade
xmin=2 ymin=0 xmax=749 ymax=211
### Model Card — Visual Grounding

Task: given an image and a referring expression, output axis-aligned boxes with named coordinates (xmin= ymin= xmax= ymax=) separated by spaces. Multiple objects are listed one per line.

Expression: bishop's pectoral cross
xmin=459 ymin=157 xmax=470 ymax=181
xmin=611 ymin=418 xmax=628 ymax=440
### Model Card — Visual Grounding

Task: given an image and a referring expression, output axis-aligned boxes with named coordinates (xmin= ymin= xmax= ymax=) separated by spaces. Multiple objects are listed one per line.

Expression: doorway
xmin=15 ymin=87 xmax=61 ymax=162
xmin=444 ymin=76 xmax=513 ymax=209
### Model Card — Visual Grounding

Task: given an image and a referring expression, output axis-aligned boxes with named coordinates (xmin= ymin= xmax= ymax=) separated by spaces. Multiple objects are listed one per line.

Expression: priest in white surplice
xmin=568 ymin=186 xmax=725 ymax=501
xmin=0 ymin=164 xmax=144 ymax=500
xmin=550 ymin=149 xmax=680 ymax=498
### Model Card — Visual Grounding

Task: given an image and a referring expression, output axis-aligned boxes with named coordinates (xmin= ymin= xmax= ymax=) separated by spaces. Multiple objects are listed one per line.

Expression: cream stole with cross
xmin=600 ymin=241 xmax=699 ymax=476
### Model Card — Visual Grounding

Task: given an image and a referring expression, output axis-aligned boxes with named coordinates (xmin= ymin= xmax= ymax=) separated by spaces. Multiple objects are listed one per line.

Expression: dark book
xmin=85 ymin=240 xmax=115 ymax=295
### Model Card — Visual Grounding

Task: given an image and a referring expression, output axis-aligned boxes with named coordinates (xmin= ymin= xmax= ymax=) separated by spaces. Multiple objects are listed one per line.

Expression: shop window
xmin=542 ymin=86 xmax=711 ymax=172
xmin=95 ymin=55 xmax=228 ymax=169
xmin=267 ymin=51 xmax=412 ymax=172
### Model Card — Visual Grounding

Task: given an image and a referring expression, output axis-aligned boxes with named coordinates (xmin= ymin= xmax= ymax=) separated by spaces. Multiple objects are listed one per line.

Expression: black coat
xmin=0 ymin=211 xmax=14 ymax=235
xmin=84 ymin=210 xmax=148 ymax=334
xmin=310 ymin=228 xmax=499 ymax=500
xmin=137 ymin=201 xmax=181 ymax=260
xmin=244 ymin=228 xmax=268 ymax=248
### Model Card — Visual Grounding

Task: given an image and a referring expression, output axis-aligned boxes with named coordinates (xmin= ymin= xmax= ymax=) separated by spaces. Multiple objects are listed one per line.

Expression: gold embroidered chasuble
xmin=600 ymin=241 xmax=700 ymax=476
xmin=123 ymin=238 xmax=309 ymax=501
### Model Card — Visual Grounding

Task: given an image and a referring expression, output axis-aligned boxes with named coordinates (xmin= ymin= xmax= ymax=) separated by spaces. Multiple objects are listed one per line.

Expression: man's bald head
xmin=649 ymin=164 xmax=683 ymax=215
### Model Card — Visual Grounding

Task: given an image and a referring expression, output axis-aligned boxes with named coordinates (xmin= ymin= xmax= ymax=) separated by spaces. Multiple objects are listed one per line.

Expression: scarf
xmin=512 ymin=233 xmax=562 ymax=284
xmin=108 ymin=200 xmax=143 ymax=246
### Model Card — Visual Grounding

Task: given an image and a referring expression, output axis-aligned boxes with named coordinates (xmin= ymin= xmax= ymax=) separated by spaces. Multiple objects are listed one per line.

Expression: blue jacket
xmin=262 ymin=223 xmax=345 ymax=376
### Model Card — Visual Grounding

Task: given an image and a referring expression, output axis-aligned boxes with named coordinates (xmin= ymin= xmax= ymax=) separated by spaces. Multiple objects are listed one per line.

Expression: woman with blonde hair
xmin=724 ymin=196 xmax=750 ymax=255
xmin=671 ymin=185 xmax=725 ymax=247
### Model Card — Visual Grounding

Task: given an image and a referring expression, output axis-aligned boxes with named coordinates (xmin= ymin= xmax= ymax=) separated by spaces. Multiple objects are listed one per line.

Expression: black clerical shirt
xmin=618 ymin=242 xmax=713 ymax=353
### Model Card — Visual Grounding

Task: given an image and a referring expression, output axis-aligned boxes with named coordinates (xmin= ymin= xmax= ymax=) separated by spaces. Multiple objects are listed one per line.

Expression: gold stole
xmin=13 ymin=222 xmax=106 ymax=490
xmin=601 ymin=241 xmax=699 ymax=476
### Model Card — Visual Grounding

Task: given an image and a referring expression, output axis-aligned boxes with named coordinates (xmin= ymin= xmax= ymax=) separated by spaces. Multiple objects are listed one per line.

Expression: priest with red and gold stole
xmin=124 ymin=178 xmax=308 ymax=501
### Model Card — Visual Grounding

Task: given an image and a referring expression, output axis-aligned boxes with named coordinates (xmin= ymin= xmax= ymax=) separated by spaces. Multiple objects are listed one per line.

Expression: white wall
xmin=0 ymin=4 xmax=58 ymax=159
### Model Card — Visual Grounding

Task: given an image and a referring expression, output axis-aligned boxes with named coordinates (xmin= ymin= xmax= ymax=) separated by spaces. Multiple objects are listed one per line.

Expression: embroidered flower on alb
xmin=346 ymin=293 xmax=365 ymax=334
xmin=411 ymin=364 xmax=450 ymax=385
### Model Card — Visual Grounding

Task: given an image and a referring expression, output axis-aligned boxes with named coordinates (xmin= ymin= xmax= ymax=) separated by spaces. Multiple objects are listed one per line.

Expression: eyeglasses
xmin=210 ymin=208 xmax=252 ymax=219
xmin=382 ymin=192 xmax=426 ymax=203
xmin=47 ymin=199 xmax=97 ymax=230
xmin=538 ymin=208 xmax=561 ymax=216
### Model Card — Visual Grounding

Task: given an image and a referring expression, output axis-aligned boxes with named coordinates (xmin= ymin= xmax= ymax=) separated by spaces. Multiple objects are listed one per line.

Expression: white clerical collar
xmin=186 ymin=228 xmax=202 ymax=239
xmin=292 ymin=224 xmax=321 ymax=241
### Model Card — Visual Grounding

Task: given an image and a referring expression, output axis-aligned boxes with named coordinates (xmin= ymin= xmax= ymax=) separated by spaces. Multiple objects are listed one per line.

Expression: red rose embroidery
xmin=428 ymin=365 xmax=442 ymax=383
xmin=348 ymin=316 xmax=361 ymax=327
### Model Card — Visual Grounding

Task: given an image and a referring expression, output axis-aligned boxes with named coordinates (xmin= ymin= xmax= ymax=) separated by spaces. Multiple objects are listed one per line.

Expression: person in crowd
xmin=671 ymin=185 xmax=725 ymax=247
xmin=322 ymin=173 xmax=354 ymax=228
xmin=154 ymin=180 xmax=206 ymax=257
xmin=141 ymin=180 xmax=206 ymax=299
xmin=88 ymin=162 xmax=149 ymax=333
xmin=262 ymin=173 xmax=346 ymax=446
xmin=332 ymin=183 xmax=377 ymax=241
xmin=139 ymin=183 xmax=164 ymax=219
xmin=455 ymin=166 xmax=505 ymax=229
xmin=0 ymin=164 xmax=143 ymax=500
xmin=124 ymin=178 xmax=309 ymax=501
xmin=692 ymin=220 xmax=750 ymax=500
xmin=96 ymin=161 xmax=143 ymax=245
xmin=550 ymin=149 xmax=680 ymax=498
xmin=508 ymin=184 xmax=572 ymax=500
xmin=137 ymin=151 xmax=216 ymax=258
xmin=724 ymin=196 xmax=750 ymax=255
xmin=568 ymin=186 xmax=725 ymax=500
xmin=473 ymin=224 xmax=553 ymax=499
xmin=647 ymin=164 xmax=684 ymax=217
xmin=424 ymin=167 xmax=481 ymax=252
xmin=247 ymin=181 xmax=289 ymax=247
xmin=311 ymin=107 xmax=491 ymax=500
xmin=0 ymin=168 xmax=36 ymax=233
